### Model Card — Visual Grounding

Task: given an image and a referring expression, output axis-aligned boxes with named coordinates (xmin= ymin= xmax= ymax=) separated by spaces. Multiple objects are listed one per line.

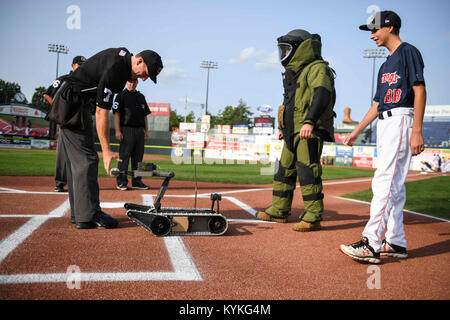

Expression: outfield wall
xmin=171 ymin=133 xmax=450 ymax=172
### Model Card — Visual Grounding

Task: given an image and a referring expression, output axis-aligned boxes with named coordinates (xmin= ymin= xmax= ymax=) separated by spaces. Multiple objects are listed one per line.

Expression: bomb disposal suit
xmin=265 ymin=29 xmax=336 ymax=225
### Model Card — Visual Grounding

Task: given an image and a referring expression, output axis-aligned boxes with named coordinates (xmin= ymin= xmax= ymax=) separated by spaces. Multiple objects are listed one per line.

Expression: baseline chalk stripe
xmin=223 ymin=196 xmax=257 ymax=216
xmin=0 ymin=198 xmax=70 ymax=264
xmin=164 ymin=237 xmax=202 ymax=281
xmin=0 ymin=216 xmax=48 ymax=265
xmin=0 ymin=236 xmax=202 ymax=284
xmin=334 ymin=196 xmax=450 ymax=223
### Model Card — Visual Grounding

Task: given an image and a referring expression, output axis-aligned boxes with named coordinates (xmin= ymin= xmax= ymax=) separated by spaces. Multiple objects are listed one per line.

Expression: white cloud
xmin=158 ymin=59 xmax=188 ymax=81
xmin=228 ymin=47 xmax=265 ymax=64
xmin=254 ymin=50 xmax=282 ymax=72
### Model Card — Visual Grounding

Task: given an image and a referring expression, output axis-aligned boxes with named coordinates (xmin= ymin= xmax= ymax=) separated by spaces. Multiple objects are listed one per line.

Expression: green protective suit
xmin=265 ymin=37 xmax=336 ymax=223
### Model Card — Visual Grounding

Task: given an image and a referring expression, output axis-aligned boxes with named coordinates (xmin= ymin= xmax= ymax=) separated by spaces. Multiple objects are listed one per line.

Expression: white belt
xmin=378 ymin=107 xmax=413 ymax=120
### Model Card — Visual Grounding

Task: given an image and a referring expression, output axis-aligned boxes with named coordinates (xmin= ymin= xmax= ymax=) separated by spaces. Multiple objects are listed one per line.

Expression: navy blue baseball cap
xmin=359 ymin=10 xmax=401 ymax=31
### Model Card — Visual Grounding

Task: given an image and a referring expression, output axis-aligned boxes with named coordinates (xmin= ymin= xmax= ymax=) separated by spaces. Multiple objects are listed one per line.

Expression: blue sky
xmin=0 ymin=0 xmax=449 ymax=125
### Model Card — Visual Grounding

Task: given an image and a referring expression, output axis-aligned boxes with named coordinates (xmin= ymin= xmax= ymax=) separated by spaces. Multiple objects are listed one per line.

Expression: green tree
xmin=217 ymin=99 xmax=253 ymax=126
xmin=207 ymin=112 xmax=222 ymax=128
xmin=0 ymin=79 xmax=22 ymax=104
xmin=31 ymin=86 xmax=51 ymax=111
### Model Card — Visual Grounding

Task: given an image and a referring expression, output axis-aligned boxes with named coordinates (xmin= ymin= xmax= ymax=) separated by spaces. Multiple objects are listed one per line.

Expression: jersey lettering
xmin=393 ymin=89 xmax=402 ymax=103
xmin=103 ymin=88 xmax=113 ymax=102
xmin=384 ymin=89 xmax=402 ymax=104
xmin=52 ymin=80 xmax=61 ymax=88
xmin=381 ymin=72 xmax=401 ymax=86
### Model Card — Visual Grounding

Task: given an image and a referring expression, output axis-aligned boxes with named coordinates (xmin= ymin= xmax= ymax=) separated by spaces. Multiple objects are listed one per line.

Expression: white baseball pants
xmin=363 ymin=108 xmax=414 ymax=252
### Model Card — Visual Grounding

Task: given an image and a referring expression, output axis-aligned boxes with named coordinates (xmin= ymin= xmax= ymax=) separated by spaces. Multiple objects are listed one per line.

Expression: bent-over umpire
xmin=53 ymin=48 xmax=162 ymax=229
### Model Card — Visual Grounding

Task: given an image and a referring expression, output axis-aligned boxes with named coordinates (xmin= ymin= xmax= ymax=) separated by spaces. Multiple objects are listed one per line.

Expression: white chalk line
xmin=0 ymin=189 xmax=266 ymax=285
xmin=334 ymin=196 xmax=450 ymax=223
xmin=0 ymin=174 xmax=435 ymax=285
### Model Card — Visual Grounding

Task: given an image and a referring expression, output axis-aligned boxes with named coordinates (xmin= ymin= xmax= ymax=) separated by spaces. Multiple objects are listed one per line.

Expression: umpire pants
xmin=117 ymin=126 xmax=145 ymax=186
xmin=59 ymin=104 xmax=101 ymax=223
xmin=54 ymin=127 xmax=67 ymax=187
xmin=265 ymin=133 xmax=324 ymax=223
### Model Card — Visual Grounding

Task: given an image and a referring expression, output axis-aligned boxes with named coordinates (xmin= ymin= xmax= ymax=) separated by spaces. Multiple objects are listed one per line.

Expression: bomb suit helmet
xmin=277 ymin=29 xmax=312 ymax=67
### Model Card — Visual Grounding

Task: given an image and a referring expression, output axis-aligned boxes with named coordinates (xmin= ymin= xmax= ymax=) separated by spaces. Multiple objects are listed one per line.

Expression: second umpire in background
xmin=113 ymin=79 xmax=151 ymax=190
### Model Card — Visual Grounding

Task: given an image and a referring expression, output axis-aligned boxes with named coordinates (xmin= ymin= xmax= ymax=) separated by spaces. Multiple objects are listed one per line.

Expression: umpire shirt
xmin=66 ymin=47 xmax=132 ymax=112
xmin=112 ymin=89 xmax=151 ymax=127
xmin=45 ymin=73 xmax=70 ymax=99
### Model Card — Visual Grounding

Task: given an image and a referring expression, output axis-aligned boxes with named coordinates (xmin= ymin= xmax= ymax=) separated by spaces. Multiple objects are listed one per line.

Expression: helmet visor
xmin=278 ymin=42 xmax=293 ymax=64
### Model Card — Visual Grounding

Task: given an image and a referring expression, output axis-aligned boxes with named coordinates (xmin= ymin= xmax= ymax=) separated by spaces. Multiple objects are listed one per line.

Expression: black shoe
xmin=132 ymin=181 xmax=149 ymax=190
xmin=54 ymin=185 xmax=67 ymax=192
xmin=117 ymin=183 xmax=129 ymax=191
xmin=70 ymin=215 xmax=75 ymax=224
xmin=76 ymin=212 xmax=118 ymax=229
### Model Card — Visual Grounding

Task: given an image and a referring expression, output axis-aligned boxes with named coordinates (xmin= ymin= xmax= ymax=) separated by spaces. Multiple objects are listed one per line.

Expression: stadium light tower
xmin=48 ymin=44 xmax=69 ymax=78
xmin=200 ymin=61 xmax=218 ymax=115
xmin=363 ymin=48 xmax=387 ymax=143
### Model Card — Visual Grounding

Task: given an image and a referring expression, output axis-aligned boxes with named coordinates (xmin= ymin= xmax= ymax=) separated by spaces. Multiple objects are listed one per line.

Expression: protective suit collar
xmin=285 ymin=38 xmax=322 ymax=73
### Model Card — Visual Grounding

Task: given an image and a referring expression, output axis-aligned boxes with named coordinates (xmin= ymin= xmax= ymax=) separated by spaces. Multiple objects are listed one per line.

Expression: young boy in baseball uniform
xmin=339 ymin=11 xmax=426 ymax=263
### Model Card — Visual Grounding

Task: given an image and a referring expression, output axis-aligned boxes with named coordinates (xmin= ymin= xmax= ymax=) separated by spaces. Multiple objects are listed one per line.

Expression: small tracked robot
xmin=110 ymin=162 xmax=228 ymax=236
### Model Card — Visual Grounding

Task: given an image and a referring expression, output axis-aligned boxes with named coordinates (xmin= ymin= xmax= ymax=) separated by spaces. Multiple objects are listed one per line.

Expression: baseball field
xmin=0 ymin=148 xmax=449 ymax=306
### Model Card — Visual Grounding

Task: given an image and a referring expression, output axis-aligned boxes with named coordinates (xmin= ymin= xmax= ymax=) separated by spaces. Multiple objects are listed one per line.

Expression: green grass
xmin=1 ymin=149 xmax=447 ymax=220
xmin=0 ymin=149 xmax=374 ymax=184
xmin=341 ymin=176 xmax=450 ymax=219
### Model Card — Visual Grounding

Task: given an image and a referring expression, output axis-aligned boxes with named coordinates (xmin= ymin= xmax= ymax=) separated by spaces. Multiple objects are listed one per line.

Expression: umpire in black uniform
xmin=113 ymin=79 xmax=151 ymax=190
xmin=44 ymin=55 xmax=86 ymax=193
xmin=50 ymin=48 xmax=163 ymax=229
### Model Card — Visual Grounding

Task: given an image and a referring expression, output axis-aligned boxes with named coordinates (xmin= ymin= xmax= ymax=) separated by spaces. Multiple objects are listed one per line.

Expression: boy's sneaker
xmin=132 ymin=181 xmax=150 ymax=190
xmin=380 ymin=239 xmax=408 ymax=258
xmin=339 ymin=237 xmax=381 ymax=264
xmin=117 ymin=183 xmax=129 ymax=191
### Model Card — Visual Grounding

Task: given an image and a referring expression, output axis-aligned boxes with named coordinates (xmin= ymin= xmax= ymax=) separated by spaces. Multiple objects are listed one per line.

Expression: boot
xmin=343 ymin=107 xmax=359 ymax=125
xmin=256 ymin=211 xmax=288 ymax=223
xmin=292 ymin=220 xmax=321 ymax=232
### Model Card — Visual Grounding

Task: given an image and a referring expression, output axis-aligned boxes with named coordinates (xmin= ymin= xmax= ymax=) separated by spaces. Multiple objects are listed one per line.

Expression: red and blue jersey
xmin=373 ymin=42 xmax=425 ymax=112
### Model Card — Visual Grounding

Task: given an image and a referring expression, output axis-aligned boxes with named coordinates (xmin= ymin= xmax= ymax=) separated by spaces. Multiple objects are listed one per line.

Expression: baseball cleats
xmin=339 ymin=237 xmax=381 ymax=264
xmin=381 ymin=239 xmax=408 ymax=258
xmin=256 ymin=211 xmax=288 ymax=223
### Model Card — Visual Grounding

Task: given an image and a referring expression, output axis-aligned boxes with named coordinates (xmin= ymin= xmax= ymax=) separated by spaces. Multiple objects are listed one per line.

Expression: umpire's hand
xmin=102 ymin=150 xmax=121 ymax=176
xmin=95 ymin=107 xmax=121 ymax=175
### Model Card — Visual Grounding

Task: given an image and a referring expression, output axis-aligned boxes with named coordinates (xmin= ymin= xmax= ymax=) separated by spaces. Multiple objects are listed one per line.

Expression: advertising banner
xmin=186 ymin=132 xmax=205 ymax=149
xmin=353 ymin=146 xmax=375 ymax=168
xmin=335 ymin=145 xmax=353 ymax=166
xmin=147 ymin=103 xmax=170 ymax=116
xmin=232 ymin=125 xmax=249 ymax=134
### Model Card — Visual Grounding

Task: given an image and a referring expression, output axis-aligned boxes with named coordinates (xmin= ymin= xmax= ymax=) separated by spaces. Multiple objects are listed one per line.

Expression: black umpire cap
xmin=72 ymin=55 xmax=86 ymax=65
xmin=138 ymin=50 xmax=163 ymax=84
xmin=359 ymin=10 xmax=401 ymax=31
